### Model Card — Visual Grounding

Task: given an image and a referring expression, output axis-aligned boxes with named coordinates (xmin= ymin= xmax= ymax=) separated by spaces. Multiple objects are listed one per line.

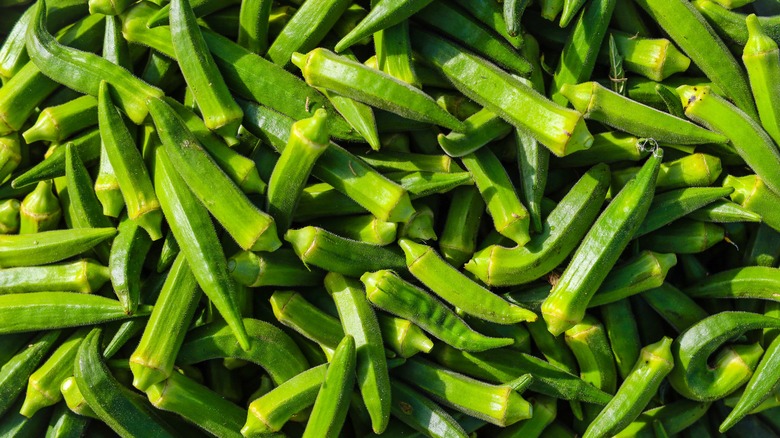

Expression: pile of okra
xmin=5 ymin=0 xmax=780 ymax=435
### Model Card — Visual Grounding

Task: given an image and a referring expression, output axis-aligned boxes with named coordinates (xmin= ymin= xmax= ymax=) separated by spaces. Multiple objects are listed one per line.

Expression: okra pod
xmin=0 ymin=259 xmax=109 ymax=294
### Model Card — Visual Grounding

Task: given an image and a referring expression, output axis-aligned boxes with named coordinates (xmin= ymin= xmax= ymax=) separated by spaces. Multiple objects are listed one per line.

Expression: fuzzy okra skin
xmin=0 ymin=227 xmax=116 ymax=268
xmin=743 ymin=14 xmax=780 ymax=146
xmin=0 ymin=258 xmax=110 ymax=294
xmin=228 ymin=249 xmax=324 ymax=288
xmin=334 ymin=0 xmax=433 ymax=52
xmin=724 ymin=174 xmax=780 ymax=232
xmin=302 ymin=335 xmax=356 ymax=438
xmin=542 ymin=150 xmax=662 ymax=336
xmin=270 ymin=290 xmax=344 ymax=357
xmin=0 ymin=330 xmax=61 ymax=417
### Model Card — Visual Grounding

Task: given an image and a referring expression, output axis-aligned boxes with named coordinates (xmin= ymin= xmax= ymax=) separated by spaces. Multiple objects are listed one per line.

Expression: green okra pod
xmin=692 ymin=0 xmax=780 ymax=46
xmin=743 ymin=14 xmax=780 ymax=146
xmin=374 ymin=19 xmax=420 ymax=88
xmin=687 ymin=199 xmax=762 ymax=223
xmin=302 ymin=335 xmax=356 ymax=438
xmin=641 ymin=283 xmax=709 ymax=333
xmin=325 ymin=272 xmax=391 ymax=434
xmin=13 ymin=129 xmax=102 ymax=189
xmin=293 ymin=183 xmax=366 ymax=221
xmin=313 ymin=214 xmax=397 ymax=246
xmin=685 ymin=266 xmax=780 ymax=302
xmin=389 ymin=379 xmax=468 ymax=438
xmin=270 ymin=290 xmax=344 ymax=357
xmin=334 ymin=0 xmax=434 ymax=52
xmin=639 ymin=219 xmax=725 ymax=254
xmin=0 ymin=133 xmax=21 ymax=184
xmin=724 ymin=174 xmax=780 ymax=232
xmin=436 ymin=107 xmax=513 ymax=158
xmin=0 ymin=227 xmax=116 ymax=268
xmin=362 ymin=270 xmax=514 ymax=352
xmin=412 ymin=28 xmax=594 ymax=157
xmin=611 ymin=152 xmax=723 ymax=193
xmin=46 ymin=400 xmax=91 ymax=438
xmin=109 ymin=217 xmax=153 ymax=315
xmin=587 ymin=251 xmax=677 ymax=307
xmin=439 ymin=186 xmax=484 ymax=268
xmin=400 ymin=238 xmax=537 ymax=324
xmin=357 ymin=151 xmax=461 ymax=174
xmin=385 ymin=171 xmax=473 ymax=199
xmin=601 ymin=299 xmax=642 ymax=380
xmin=237 ymin=0 xmax=272 ymax=54
xmin=634 ymin=187 xmax=734 ymax=237
xmin=286 ymin=226 xmax=406 ymax=277
xmin=0 ymin=330 xmax=60 ymax=416
xmin=376 ymin=314 xmax=434 ymax=359
xmin=23 ymin=95 xmax=98 ymax=144
xmin=582 ymin=337 xmax=675 ymax=438
xmin=541 ymin=150 xmax=662 ymax=335
xmin=20 ymin=180 xmax=61 ymax=234
xmin=613 ymin=399 xmax=711 ymax=438
xmin=0 ymin=259 xmax=109 ymax=294
xmin=564 ymin=316 xmax=617 ymax=395
xmin=60 ymin=376 xmax=97 ymax=419
xmin=228 ymin=249 xmax=324 ymax=288
xmin=516 ymin=127 xmax=549 ymax=234
xmin=0 ymin=199 xmax=20 ymax=234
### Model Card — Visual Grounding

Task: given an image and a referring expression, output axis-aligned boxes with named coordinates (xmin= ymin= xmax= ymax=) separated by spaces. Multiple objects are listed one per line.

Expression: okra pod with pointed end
xmin=87 ymin=159 xmax=123 ymax=217
xmin=0 ymin=133 xmax=21 ymax=184
xmin=588 ymin=251 xmax=677 ymax=307
xmin=639 ymin=219 xmax=725 ymax=254
xmin=109 ymin=217 xmax=153 ymax=315
xmin=684 ymin=266 xmax=780 ymax=302
xmin=334 ymin=0 xmax=434 ymax=52
xmin=362 ymin=270 xmax=514 ymax=352
xmin=20 ymin=180 xmax=61 ymax=234
xmin=23 ymin=95 xmax=98 ymax=144
xmin=635 ymin=187 xmax=734 ymax=237
xmin=400 ymin=238 xmax=536 ymax=324
xmin=0 ymin=259 xmax=110 ymax=294
xmin=436 ymin=107 xmax=513 ymax=158
xmin=743 ymin=14 xmax=780 ymax=146
xmin=724 ymin=174 xmax=780 ymax=232
xmin=13 ymin=129 xmax=102 ymax=190
xmin=376 ymin=314 xmax=434 ymax=358
xmin=228 ymin=249 xmax=324 ymax=288
xmin=389 ymin=379 xmax=468 ymax=437
xmin=439 ymin=186 xmax=484 ymax=268
xmin=0 ymin=330 xmax=60 ymax=416
xmin=601 ymin=299 xmax=642 ymax=381
xmin=688 ymin=199 xmax=763 ymax=223
xmin=0 ymin=227 xmax=116 ymax=268
xmin=313 ymin=214 xmax=397 ymax=246
xmin=302 ymin=335 xmax=356 ymax=438
xmin=238 ymin=0 xmax=272 ymax=54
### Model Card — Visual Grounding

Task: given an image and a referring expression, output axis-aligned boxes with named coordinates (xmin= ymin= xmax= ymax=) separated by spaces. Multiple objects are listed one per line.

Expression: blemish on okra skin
xmin=399 ymin=401 xmax=413 ymax=415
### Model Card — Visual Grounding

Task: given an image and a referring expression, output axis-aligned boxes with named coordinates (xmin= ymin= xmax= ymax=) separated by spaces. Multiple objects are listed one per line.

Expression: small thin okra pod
xmin=642 ymin=284 xmax=709 ymax=333
xmin=560 ymin=0 xmax=587 ymax=26
xmin=389 ymin=379 xmax=468 ymax=438
xmin=362 ymin=270 xmax=514 ymax=352
xmin=266 ymin=0 xmax=351 ymax=68
xmin=156 ymin=231 xmax=180 ymax=274
xmin=228 ymin=249 xmax=324 ymax=288
xmin=325 ymin=272 xmax=391 ymax=434
xmin=669 ymin=312 xmax=780 ymax=401
xmin=685 ymin=266 xmax=780 ymax=302
xmin=413 ymin=2 xmax=531 ymax=76
xmin=465 ymin=163 xmax=610 ymax=287
xmin=240 ymin=101 xmax=415 ymax=222
xmin=0 ymin=330 xmax=60 ymax=416
xmin=588 ymin=251 xmax=677 ymax=308
xmin=319 ymin=68 xmax=381 ymax=151
xmin=561 ymin=82 xmax=728 ymax=145
xmin=27 ymin=1 xmax=163 ymax=125
xmin=46 ymin=400 xmax=91 ymax=438
xmin=94 ymin=148 xmax=123 ymax=219
xmin=439 ymin=186 xmax=484 ymax=268
xmin=23 ymin=95 xmax=98 ymax=144
xmin=0 ymin=227 xmax=116 ymax=268
xmin=377 ymin=314 xmax=434 ymax=358
xmin=74 ymin=329 xmax=176 ymax=437
xmin=633 ymin=0 xmax=757 ymax=118
xmin=462 ymin=147 xmax=529 ymax=245
xmin=639 ymin=219 xmax=725 ymax=254
xmin=516 ymin=129 xmax=550 ymax=234
xmin=400 ymin=238 xmax=537 ymax=324
xmin=19 ymin=180 xmax=61 ymax=234
xmin=238 ymin=0 xmax=272 ymax=54
xmin=0 ymin=6 xmax=33 ymax=81
xmin=267 ymin=109 xmax=330 ymax=232
xmin=356 ymin=151 xmax=461 ymax=173
xmin=688 ymin=199 xmax=762 ymax=223
xmin=64 ymin=144 xmax=112 ymax=242
xmin=292 ymin=49 xmax=464 ymax=131
xmin=302 ymin=335 xmax=356 ymax=438
xmin=0 ymin=293 xmax=150 ymax=334
xmin=564 ymin=316 xmax=617 ymax=396
xmin=582 ymin=337 xmax=674 ymax=438
xmin=601 ymin=299 xmax=642 ymax=381
xmin=313 ymin=214 xmax=397 ymax=246
xmin=0 ymin=199 xmax=20 ymax=234
xmin=396 ymin=358 xmax=532 ymax=427
xmin=130 ymin=254 xmax=200 ymax=391
xmin=177 ymin=319 xmax=309 ymax=385
xmin=550 ymin=0 xmax=616 ymax=107
xmin=461 ymin=317 xmax=531 ymax=353
xmin=270 ymin=290 xmax=344 ymax=356
xmin=526 ymin=319 xmax=580 ymax=382
xmin=149 ymin=98 xmax=280 ymax=252
xmin=678 ymin=86 xmax=780 ymax=195
xmin=20 ymin=327 xmax=90 ymax=418
xmin=98 ymin=82 xmax=162 ymax=240
xmin=692 ymin=0 xmax=780 ymax=46
xmin=109 ymin=217 xmax=154 ymax=315
xmin=436 ymin=108 xmax=513 ymax=158
xmin=541 ymin=150 xmax=662 ymax=336
xmin=334 ymin=0 xmax=434 ymax=52
xmin=0 ymin=133 xmax=21 ymax=184
xmin=634 ymin=187 xmax=734 ymax=237
xmin=285 ymin=226 xmax=406 ymax=277
xmin=0 ymin=259 xmax=109 ymax=294
xmin=146 ymin=372 xmax=246 ymax=438
xmin=743 ymin=14 xmax=780 ymax=146
xmin=614 ymin=399 xmax=711 ymax=438
xmin=293 ymin=183 xmax=366 ymax=221
xmin=13 ymin=129 xmax=102 ymax=189
xmin=154 ymin=147 xmax=251 ymax=351
xmin=242 ymin=364 xmax=327 ymax=436
xmin=724 ymin=174 xmax=780 ymax=232
xmin=170 ymin=0 xmax=242 ymax=138
xmin=412 ymin=28 xmax=593 ymax=157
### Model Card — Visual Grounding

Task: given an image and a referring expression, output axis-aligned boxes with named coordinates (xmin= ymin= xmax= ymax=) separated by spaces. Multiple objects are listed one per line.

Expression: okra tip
xmin=284 ymin=227 xmax=317 ymax=264
xmin=227 ymin=251 xmax=261 ymax=287
xmin=293 ymin=108 xmax=329 ymax=146
xmin=744 ymin=14 xmax=777 ymax=56
xmin=290 ymin=52 xmax=307 ymax=73
xmin=129 ymin=359 xmax=168 ymax=392
xmin=19 ymin=385 xmax=49 ymax=418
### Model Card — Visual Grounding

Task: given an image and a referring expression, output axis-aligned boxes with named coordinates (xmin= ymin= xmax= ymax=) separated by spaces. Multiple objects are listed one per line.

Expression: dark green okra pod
xmin=302 ymin=335 xmax=356 ymax=438
xmin=334 ymin=0 xmax=434 ymax=52
xmin=0 ymin=330 xmax=61 ymax=416
xmin=108 ymin=217 xmax=153 ymax=315
xmin=438 ymin=186 xmax=484 ymax=268
xmin=237 ymin=0 xmax=272 ymax=54
xmin=564 ymin=316 xmax=617 ymax=396
xmin=743 ymin=14 xmax=780 ymax=146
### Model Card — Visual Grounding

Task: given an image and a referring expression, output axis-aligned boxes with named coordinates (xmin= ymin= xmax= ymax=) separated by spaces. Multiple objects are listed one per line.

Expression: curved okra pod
xmin=562 ymin=82 xmax=728 ymax=145
xmin=0 ymin=258 xmax=110 ymax=294
xmin=362 ymin=270 xmax=514 ymax=352
xmin=550 ymin=0 xmax=616 ymax=106
xmin=270 ymin=290 xmax=344 ymax=357
xmin=438 ymin=186 xmax=484 ymax=267
xmin=634 ymin=187 xmax=734 ymax=237
xmin=23 ymin=95 xmax=98 ymax=144
xmin=396 ymin=358 xmax=532 ymax=427
xmin=154 ymin=146 xmax=251 ymax=350
xmin=436 ymin=108 xmax=512 ymax=158
xmin=541 ymin=150 xmax=662 ymax=335
xmin=98 ymin=82 xmax=162 ymax=240
xmin=74 ymin=329 xmax=176 ymax=437
xmin=743 ymin=14 xmax=780 ymax=146
xmin=109 ymin=217 xmax=153 ymax=315
xmin=687 ymin=199 xmax=763 ymax=223
xmin=302 ymin=335 xmax=356 ymax=438
xmin=130 ymin=254 xmax=200 ymax=391
xmin=611 ymin=153 xmax=722 ymax=193
xmin=242 ymin=364 xmax=327 ymax=436
xmin=389 ymin=379 xmax=468 ymax=438
xmin=685 ymin=266 xmax=780 ymax=302
xmin=19 ymin=327 xmax=89 ymax=418
xmin=412 ymin=28 xmax=593 ymax=157
xmin=20 ymin=180 xmax=61 ymax=234
xmin=46 ymin=401 xmax=91 ymax=438
xmin=267 ymin=109 xmax=330 ymax=232
xmin=0 ymin=199 xmax=20 ymax=234
xmin=639 ymin=219 xmax=725 ymax=254
xmin=0 ymin=330 xmax=60 ymax=416
xmin=149 ymin=97 xmax=280 ymax=252
xmin=170 ymin=0 xmax=242 ymax=138
xmin=587 ymin=251 xmax=677 ymax=307
xmin=582 ymin=337 xmax=674 ymax=438
xmin=146 ymin=372 xmax=246 ymax=438
xmin=292 ymin=48 xmax=463 ymax=131
xmin=228 ymin=249 xmax=324 ymax=288
xmin=64 ymin=145 xmax=112 ymax=257
xmin=0 ymin=227 xmax=116 ymax=268
xmin=334 ymin=0 xmax=434 ymax=52
xmin=564 ymin=316 xmax=617 ymax=395
xmin=177 ymin=318 xmax=309 ymax=385
xmin=285 ymin=226 xmax=405 ymax=277
xmin=325 ymin=272 xmax=391 ymax=434
xmin=400 ymin=238 xmax=537 ymax=324
xmin=462 ymin=147 xmax=530 ymax=246
xmin=466 ymin=163 xmax=610 ymax=287
xmin=724 ymin=174 xmax=780 ymax=232
xmin=669 ymin=311 xmax=780 ymax=401
xmin=26 ymin=0 xmax=163 ymax=124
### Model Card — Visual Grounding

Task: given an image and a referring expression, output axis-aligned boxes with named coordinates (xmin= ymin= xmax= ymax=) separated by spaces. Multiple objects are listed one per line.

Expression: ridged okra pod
xmin=302 ymin=335 xmax=356 ymax=438
xmin=377 ymin=314 xmax=434 ymax=359
xmin=313 ymin=214 xmax=397 ymax=246
xmin=23 ymin=95 xmax=98 ymax=144
xmin=564 ymin=316 xmax=618 ymax=395
xmin=724 ymin=174 xmax=780 ymax=232
xmin=388 ymin=379 xmax=468 ymax=437
xmin=228 ymin=249 xmax=324 ymax=288
xmin=635 ymin=187 xmax=734 ymax=237
xmin=0 ymin=227 xmax=116 ymax=268
xmin=439 ymin=186 xmax=484 ymax=267
xmin=436 ymin=107 xmax=512 ymax=158
xmin=270 ymin=290 xmax=344 ymax=358
xmin=334 ymin=0 xmax=434 ymax=52
xmin=0 ymin=258 xmax=110 ymax=294
xmin=0 ymin=330 xmax=61 ymax=416
xmin=0 ymin=133 xmax=21 ymax=184
xmin=639 ymin=219 xmax=725 ymax=254
xmin=19 ymin=180 xmax=61 ymax=234
xmin=743 ymin=14 xmax=780 ymax=146
xmin=0 ymin=199 xmax=20 ymax=234
xmin=237 ymin=0 xmax=272 ymax=54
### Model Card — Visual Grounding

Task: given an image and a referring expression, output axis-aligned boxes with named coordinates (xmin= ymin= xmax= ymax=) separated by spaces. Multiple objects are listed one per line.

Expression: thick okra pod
xmin=389 ymin=379 xmax=468 ymax=438
xmin=377 ymin=314 xmax=434 ymax=358
xmin=743 ymin=14 xmax=780 ymax=146
xmin=0 ymin=330 xmax=60 ymax=416
xmin=0 ymin=133 xmax=21 ymax=184
xmin=20 ymin=180 xmax=61 ymax=234
xmin=0 ymin=259 xmax=109 ymax=294
xmin=109 ymin=217 xmax=153 ymax=315
xmin=437 ymin=108 xmax=513 ymax=158
xmin=541 ymin=150 xmax=662 ymax=335
xmin=639 ymin=219 xmax=725 ymax=254
xmin=64 ymin=145 xmax=111 ymax=254
xmin=685 ymin=266 xmax=780 ymax=302
xmin=313 ymin=214 xmax=397 ymax=246
xmin=0 ymin=227 xmax=116 ymax=268
xmin=635 ymin=187 xmax=734 ymax=237
xmin=237 ymin=0 xmax=272 ymax=54
xmin=400 ymin=238 xmax=537 ymax=324
xmin=601 ymin=299 xmax=642 ymax=380
xmin=23 ymin=95 xmax=97 ymax=144
xmin=302 ymin=335 xmax=356 ymax=438
xmin=688 ymin=199 xmax=762 ymax=223
xmin=270 ymin=290 xmax=344 ymax=357
xmin=724 ymin=174 xmax=780 ymax=232
xmin=228 ymin=249 xmax=324 ymax=288
xmin=439 ymin=186 xmax=484 ymax=267
xmin=641 ymin=283 xmax=709 ymax=333
xmin=587 ymin=251 xmax=677 ymax=307
xmin=0 ymin=199 xmax=20 ymax=234
xmin=564 ymin=316 xmax=617 ymax=395
xmin=613 ymin=399 xmax=710 ymax=438
xmin=13 ymin=129 xmax=102 ymax=189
